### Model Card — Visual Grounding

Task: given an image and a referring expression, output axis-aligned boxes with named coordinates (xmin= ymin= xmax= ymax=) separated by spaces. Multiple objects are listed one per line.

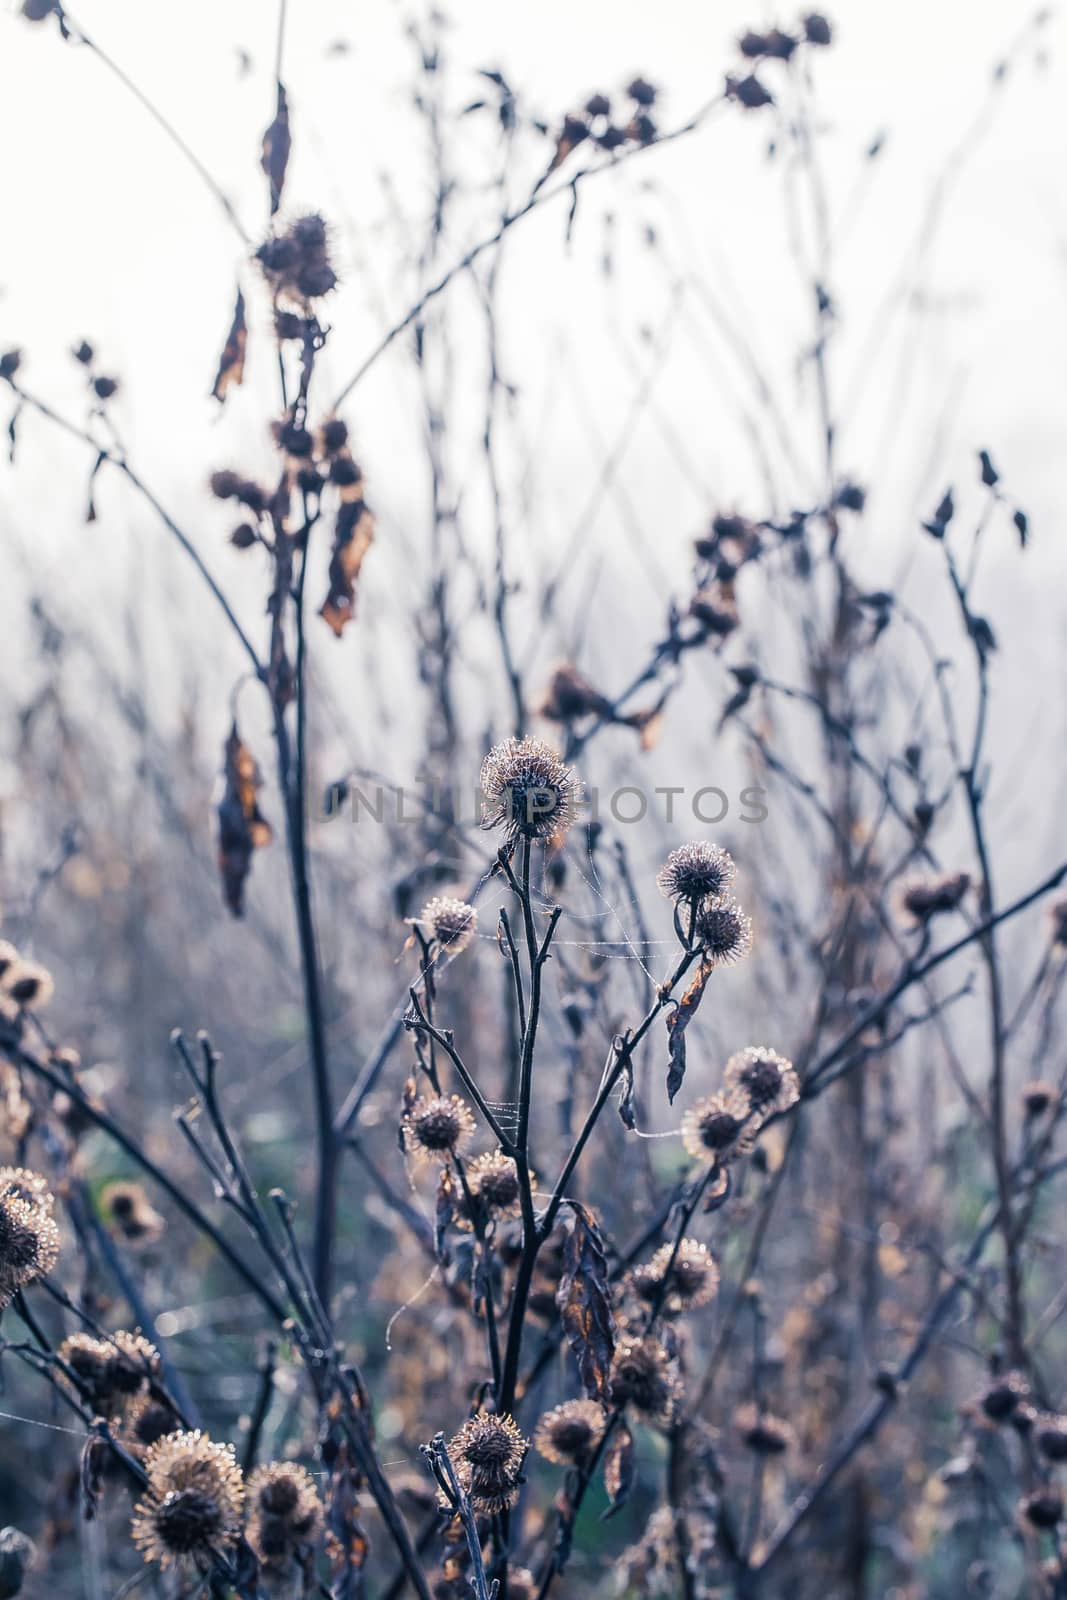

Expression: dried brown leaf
xmin=261 ymin=82 xmax=291 ymax=216
xmin=556 ymin=1201 xmax=616 ymax=1401
xmin=320 ymin=500 xmax=375 ymax=637
xmin=603 ymin=1419 xmax=635 ymax=1514
xmin=666 ymin=958 xmax=715 ymax=1103
xmin=217 ymin=724 xmax=273 ymax=917
xmin=212 ymin=288 xmax=247 ymax=403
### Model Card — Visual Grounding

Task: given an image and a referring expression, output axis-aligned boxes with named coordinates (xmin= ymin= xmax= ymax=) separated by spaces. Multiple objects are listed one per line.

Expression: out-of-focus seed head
xmin=727 ymin=74 xmax=774 ymax=109
xmin=978 ymin=1371 xmax=1029 ymax=1424
xmin=693 ymin=899 xmax=753 ymax=965
xmin=1034 ymin=1415 xmax=1067 ymax=1463
xmin=739 ymin=30 xmax=769 ymax=57
xmin=803 ymin=13 xmax=833 ymax=46
xmin=626 ymin=77 xmax=657 ymax=106
xmin=585 ymin=92 xmax=611 ymax=118
xmin=131 ymin=1431 xmax=244 ymax=1568
xmin=681 ymin=1090 xmax=757 ymax=1165
xmin=538 ymin=663 xmax=611 ymax=724
xmin=459 ymin=1152 xmax=530 ymax=1227
xmin=0 ymin=942 xmax=18 ymax=980
xmin=410 ymin=895 xmax=479 ymax=953
xmin=897 ymin=871 xmax=971 ymax=927
xmin=0 ymin=350 xmax=22 ymax=381
xmin=20 ymin=0 xmax=58 ymax=20
xmin=1022 ymin=1080 xmax=1058 ymax=1118
xmin=630 ymin=1238 xmax=719 ymax=1316
xmin=401 ymin=1095 xmax=476 ymax=1166
xmin=447 ymin=1414 xmax=526 ymax=1514
xmin=247 ymin=1461 xmax=322 ymax=1567
xmin=723 ymin=1046 xmax=800 ymax=1117
xmin=657 ymin=842 xmax=737 ymax=907
xmin=0 ymin=960 xmax=54 ymax=1009
xmin=736 ymin=1402 xmax=797 ymax=1454
xmin=1021 ymin=1487 xmax=1064 ymax=1530
xmin=92 ymin=376 xmax=119 ymax=402
xmin=534 ymin=1399 xmax=606 ymax=1465
xmin=102 ymin=1181 xmax=165 ymax=1246
xmin=481 ymin=736 xmax=580 ymax=844
xmin=610 ymin=1337 xmax=678 ymax=1420
xmin=0 ymin=1526 xmax=36 ymax=1596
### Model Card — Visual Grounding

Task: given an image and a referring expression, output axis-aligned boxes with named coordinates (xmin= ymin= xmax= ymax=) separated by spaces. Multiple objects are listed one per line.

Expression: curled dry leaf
xmin=217 ymin=724 xmax=273 ymax=917
xmin=556 ymin=1201 xmax=616 ymax=1402
xmin=603 ymin=1418 xmax=635 ymax=1515
xmin=212 ymin=288 xmax=247 ymax=403
xmin=320 ymin=497 xmax=376 ymax=637
xmin=261 ymin=82 xmax=291 ymax=216
xmin=666 ymin=958 xmax=715 ymax=1103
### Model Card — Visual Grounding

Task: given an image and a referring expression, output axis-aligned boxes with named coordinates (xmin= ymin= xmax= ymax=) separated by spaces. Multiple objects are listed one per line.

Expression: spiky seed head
xmin=411 ymin=896 xmax=479 ymax=953
xmin=401 ymin=1095 xmax=476 ymax=1166
xmin=736 ymin=1402 xmax=796 ymax=1455
xmin=0 ymin=1168 xmax=60 ymax=1310
xmin=480 ymin=736 xmax=579 ymax=843
xmin=534 ymin=1400 xmax=606 ymax=1465
xmin=131 ymin=1431 xmax=243 ymax=1568
xmin=124 ymin=1395 xmax=181 ymax=1454
xmin=724 ymin=1046 xmax=800 ymax=1117
xmin=460 ymin=1152 xmax=529 ymax=1226
xmin=656 ymin=842 xmax=737 ymax=907
xmin=693 ymin=899 xmax=753 ymax=965
xmin=610 ymin=1337 xmax=677 ymax=1420
xmin=630 ymin=1238 xmax=719 ymax=1316
xmin=681 ymin=1090 xmax=757 ymax=1166
xmin=447 ymin=1414 xmax=526 ymax=1514
xmin=0 ymin=960 xmax=54 ymax=1009
xmin=247 ymin=1462 xmax=322 ymax=1567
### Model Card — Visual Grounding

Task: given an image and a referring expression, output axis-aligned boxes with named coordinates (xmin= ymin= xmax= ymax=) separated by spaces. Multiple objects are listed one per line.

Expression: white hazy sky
xmin=0 ymin=0 xmax=1063 ymax=767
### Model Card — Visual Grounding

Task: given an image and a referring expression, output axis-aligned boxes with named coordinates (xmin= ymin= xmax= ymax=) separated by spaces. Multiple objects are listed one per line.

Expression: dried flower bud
xmin=1022 ymin=1081 xmax=1057 ymax=1118
xmin=727 ymin=74 xmax=774 ymax=109
xmin=585 ymin=93 xmax=611 ymax=118
xmin=0 ymin=351 xmax=22 ymax=382
xmin=92 ymin=376 xmax=119 ymax=401
xmin=626 ymin=77 xmax=657 ymax=107
xmin=803 ymin=13 xmax=833 ymax=46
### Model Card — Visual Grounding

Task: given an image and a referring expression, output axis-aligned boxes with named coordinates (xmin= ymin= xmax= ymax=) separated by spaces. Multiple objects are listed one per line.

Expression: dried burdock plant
xmin=2 ymin=3 xmax=1067 ymax=1598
